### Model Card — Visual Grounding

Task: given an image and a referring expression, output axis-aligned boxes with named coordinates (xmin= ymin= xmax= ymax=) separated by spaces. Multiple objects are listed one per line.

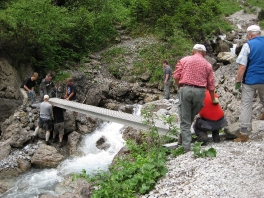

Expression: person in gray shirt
xmin=163 ymin=60 xmax=172 ymax=99
xmin=32 ymin=95 xmax=53 ymax=144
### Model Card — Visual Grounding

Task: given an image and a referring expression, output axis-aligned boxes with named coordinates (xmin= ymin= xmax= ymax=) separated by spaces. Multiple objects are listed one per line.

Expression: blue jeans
xmin=28 ymin=91 xmax=35 ymax=103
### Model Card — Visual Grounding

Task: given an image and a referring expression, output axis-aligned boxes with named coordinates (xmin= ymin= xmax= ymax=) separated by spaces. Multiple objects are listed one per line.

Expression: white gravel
xmin=140 ymin=140 xmax=264 ymax=198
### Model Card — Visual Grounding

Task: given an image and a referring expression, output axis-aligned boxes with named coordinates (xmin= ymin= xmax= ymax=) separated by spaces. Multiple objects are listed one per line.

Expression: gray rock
xmin=96 ymin=136 xmax=110 ymax=150
xmin=0 ymin=58 xmax=23 ymax=125
xmin=17 ymin=158 xmax=31 ymax=172
xmin=0 ymin=142 xmax=11 ymax=161
xmin=217 ymin=52 xmax=237 ymax=64
xmin=67 ymin=131 xmax=82 ymax=156
xmin=31 ymin=145 xmax=64 ymax=168
xmin=224 ymin=122 xmax=240 ymax=139
xmin=64 ymin=111 xmax=77 ymax=134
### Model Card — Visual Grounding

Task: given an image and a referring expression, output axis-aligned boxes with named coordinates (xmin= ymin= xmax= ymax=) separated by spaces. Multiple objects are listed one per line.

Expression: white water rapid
xmin=0 ymin=105 xmax=143 ymax=198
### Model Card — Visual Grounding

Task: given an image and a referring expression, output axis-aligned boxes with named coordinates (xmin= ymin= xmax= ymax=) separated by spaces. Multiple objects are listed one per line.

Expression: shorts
xmin=38 ymin=118 xmax=52 ymax=131
xmin=54 ymin=122 xmax=65 ymax=137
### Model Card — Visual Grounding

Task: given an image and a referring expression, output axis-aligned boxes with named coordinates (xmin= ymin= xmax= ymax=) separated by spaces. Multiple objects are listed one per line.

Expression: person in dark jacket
xmin=39 ymin=73 xmax=56 ymax=102
xmin=52 ymin=106 xmax=65 ymax=148
xmin=193 ymin=90 xmax=227 ymax=145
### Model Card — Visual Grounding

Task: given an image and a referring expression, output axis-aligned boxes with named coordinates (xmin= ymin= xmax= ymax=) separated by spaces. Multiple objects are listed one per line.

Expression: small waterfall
xmin=0 ymin=121 xmax=127 ymax=198
xmin=230 ymin=44 xmax=237 ymax=54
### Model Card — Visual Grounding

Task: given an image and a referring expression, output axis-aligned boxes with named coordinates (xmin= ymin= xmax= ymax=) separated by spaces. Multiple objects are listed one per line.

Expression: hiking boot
xmin=184 ymin=148 xmax=190 ymax=153
xmin=177 ymin=134 xmax=182 ymax=146
xmin=45 ymin=141 xmax=50 ymax=145
xmin=259 ymin=113 xmax=264 ymax=120
xmin=59 ymin=142 xmax=63 ymax=148
xmin=31 ymin=136 xmax=36 ymax=143
xmin=212 ymin=131 xmax=220 ymax=143
xmin=30 ymin=104 xmax=37 ymax=109
xmin=52 ymin=138 xmax=56 ymax=143
xmin=197 ymin=134 xmax=208 ymax=146
xmin=233 ymin=132 xmax=249 ymax=142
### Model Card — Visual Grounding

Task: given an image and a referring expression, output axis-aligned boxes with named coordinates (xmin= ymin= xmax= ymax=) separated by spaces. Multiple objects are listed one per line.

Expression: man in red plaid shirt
xmin=174 ymin=44 xmax=218 ymax=152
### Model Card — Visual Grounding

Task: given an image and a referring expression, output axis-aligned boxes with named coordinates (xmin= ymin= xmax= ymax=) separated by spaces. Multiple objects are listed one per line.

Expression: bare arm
xmin=236 ymin=65 xmax=247 ymax=82
xmin=23 ymin=85 xmax=32 ymax=92
xmin=174 ymin=78 xmax=180 ymax=88
xmin=209 ymin=90 xmax=215 ymax=101
xmin=164 ymin=74 xmax=169 ymax=85
xmin=66 ymin=92 xmax=75 ymax=100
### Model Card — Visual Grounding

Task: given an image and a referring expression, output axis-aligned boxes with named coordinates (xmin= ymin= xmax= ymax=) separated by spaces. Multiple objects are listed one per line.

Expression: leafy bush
xmin=192 ymin=142 xmax=217 ymax=158
xmin=0 ymin=0 xmax=126 ymax=75
xmin=258 ymin=9 xmax=264 ymax=20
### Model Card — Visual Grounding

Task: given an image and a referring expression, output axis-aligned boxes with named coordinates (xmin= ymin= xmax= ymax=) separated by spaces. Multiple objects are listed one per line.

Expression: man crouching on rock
xmin=193 ymin=90 xmax=228 ymax=145
xmin=32 ymin=95 xmax=53 ymax=145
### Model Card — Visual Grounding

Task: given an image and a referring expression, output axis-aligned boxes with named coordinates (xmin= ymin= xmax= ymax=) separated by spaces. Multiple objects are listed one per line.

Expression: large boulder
xmin=1 ymin=121 xmax=31 ymax=148
xmin=122 ymin=126 xmax=144 ymax=144
xmin=64 ymin=111 xmax=77 ymax=134
xmin=67 ymin=131 xmax=82 ymax=156
xmin=31 ymin=145 xmax=64 ymax=168
xmin=52 ymin=177 xmax=92 ymax=198
xmin=76 ymin=115 xmax=101 ymax=135
xmin=214 ymin=38 xmax=233 ymax=53
xmin=96 ymin=136 xmax=110 ymax=150
xmin=0 ymin=58 xmax=23 ymax=125
xmin=217 ymin=52 xmax=237 ymax=64
xmin=17 ymin=158 xmax=31 ymax=172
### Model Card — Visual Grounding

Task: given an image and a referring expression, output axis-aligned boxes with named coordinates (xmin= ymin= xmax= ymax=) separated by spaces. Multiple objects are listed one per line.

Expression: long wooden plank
xmin=49 ymin=98 xmax=174 ymax=136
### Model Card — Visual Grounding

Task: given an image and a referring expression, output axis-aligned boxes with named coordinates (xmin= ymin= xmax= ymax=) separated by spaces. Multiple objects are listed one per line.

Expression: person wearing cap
xmin=162 ymin=60 xmax=172 ymax=99
xmin=193 ymin=90 xmax=227 ymax=145
xmin=20 ymin=72 xmax=38 ymax=110
xmin=173 ymin=44 xmax=217 ymax=152
xmin=235 ymin=24 xmax=264 ymax=142
xmin=32 ymin=95 xmax=53 ymax=145
xmin=39 ymin=73 xmax=56 ymax=102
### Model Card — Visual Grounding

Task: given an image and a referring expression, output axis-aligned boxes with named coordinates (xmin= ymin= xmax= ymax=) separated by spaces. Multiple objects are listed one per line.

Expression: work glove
xmin=212 ymin=98 xmax=219 ymax=105
xmin=235 ymin=82 xmax=241 ymax=90
xmin=234 ymin=82 xmax=242 ymax=98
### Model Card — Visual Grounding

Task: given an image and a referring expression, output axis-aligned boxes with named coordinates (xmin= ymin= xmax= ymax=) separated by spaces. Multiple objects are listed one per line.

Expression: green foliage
xmin=218 ymin=0 xmax=241 ymax=16
xmin=102 ymin=47 xmax=126 ymax=78
xmin=170 ymin=146 xmax=185 ymax=157
xmin=260 ymin=20 xmax=264 ymax=29
xmin=192 ymin=142 xmax=217 ymax=158
xmin=258 ymin=9 xmax=264 ymax=20
xmin=0 ymin=0 xmax=128 ymax=73
xmin=133 ymin=32 xmax=192 ymax=82
xmin=54 ymin=71 xmax=71 ymax=83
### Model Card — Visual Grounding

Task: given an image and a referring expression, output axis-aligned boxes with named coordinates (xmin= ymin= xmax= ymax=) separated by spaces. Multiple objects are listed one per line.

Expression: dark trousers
xmin=193 ymin=117 xmax=227 ymax=143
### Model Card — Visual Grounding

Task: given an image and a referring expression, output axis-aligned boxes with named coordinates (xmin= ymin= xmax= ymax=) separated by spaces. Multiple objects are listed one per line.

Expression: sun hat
xmin=247 ymin=25 xmax=260 ymax=32
xmin=193 ymin=44 xmax=206 ymax=52
xmin=44 ymin=95 xmax=49 ymax=100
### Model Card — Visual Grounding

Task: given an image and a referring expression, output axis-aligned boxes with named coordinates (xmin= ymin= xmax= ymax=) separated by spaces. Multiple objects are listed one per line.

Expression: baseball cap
xmin=247 ymin=25 xmax=260 ymax=32
xmin=193 ymin=44 xmax=206 ymax=52
xmin=44 ymin=95 xmax=49 ymax=100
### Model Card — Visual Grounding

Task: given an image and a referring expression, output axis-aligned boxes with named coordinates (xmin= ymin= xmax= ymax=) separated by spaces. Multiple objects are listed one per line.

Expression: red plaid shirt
xmin=173 ymin=53 xmax=215 ymax=90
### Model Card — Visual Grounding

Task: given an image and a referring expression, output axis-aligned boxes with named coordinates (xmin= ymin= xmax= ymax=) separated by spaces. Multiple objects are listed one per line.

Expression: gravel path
xmin=141 ymin=140 xmax=264 ymax=198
